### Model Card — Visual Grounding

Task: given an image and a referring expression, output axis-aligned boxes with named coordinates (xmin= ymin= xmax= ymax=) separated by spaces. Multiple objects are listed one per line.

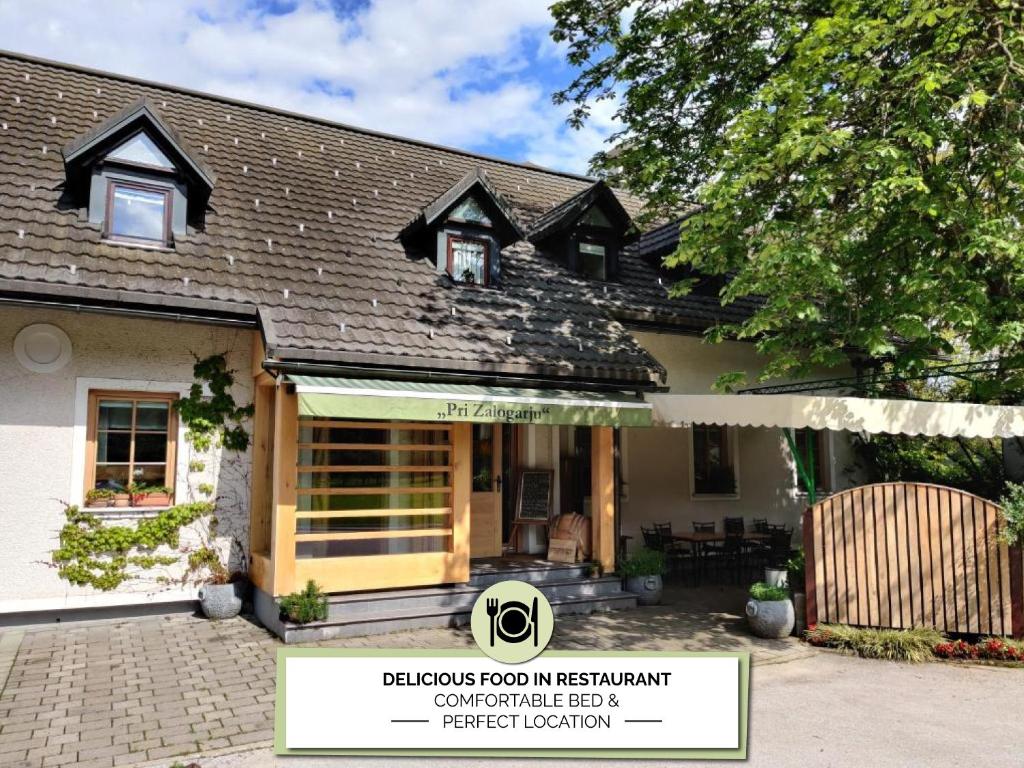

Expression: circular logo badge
xmin=470 ymin=580 xmax=553 ymax=664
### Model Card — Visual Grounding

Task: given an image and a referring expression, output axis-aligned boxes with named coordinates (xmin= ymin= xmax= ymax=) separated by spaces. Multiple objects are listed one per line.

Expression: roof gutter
xmin=261 ymin=359 xmax=665 ymax=396
xmin=0 ymin=294 xmax=257 ymax=329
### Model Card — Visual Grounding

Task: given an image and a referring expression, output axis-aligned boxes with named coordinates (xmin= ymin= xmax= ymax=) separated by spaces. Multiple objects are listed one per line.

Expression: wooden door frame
xmin=470 ymin=423 xmax=503 ymax=558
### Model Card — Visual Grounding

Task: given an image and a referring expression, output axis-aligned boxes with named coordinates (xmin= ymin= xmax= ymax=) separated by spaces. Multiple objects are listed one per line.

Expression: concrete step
xmin=468 ymin=561 xmax=593 ymax=587
xmin=280 ymin=590 xmax=638 ymax=644
xmin=323 ymin=576 xmax=623 ymax=620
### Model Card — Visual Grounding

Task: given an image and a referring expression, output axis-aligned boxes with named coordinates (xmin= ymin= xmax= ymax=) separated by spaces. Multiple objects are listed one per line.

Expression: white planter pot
xmin=764 ymin=567 xmax=788 ymax=588
xmin=745 ymin=598 xmax=795 ymax=639
xmin=199 ymin=582 xmax=245 ymax=620
xmin=624 ymin=574 xmax=663 ymax=606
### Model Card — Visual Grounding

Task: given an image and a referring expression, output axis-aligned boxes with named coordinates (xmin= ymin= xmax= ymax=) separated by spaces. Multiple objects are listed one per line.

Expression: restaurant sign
xmin=289 ymin=377 xmax=653 ymax=428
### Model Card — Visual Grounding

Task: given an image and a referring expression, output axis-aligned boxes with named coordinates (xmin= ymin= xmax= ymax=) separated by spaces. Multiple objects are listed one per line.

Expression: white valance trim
xmin=647 ymin=394 xmax=1024 ymax=438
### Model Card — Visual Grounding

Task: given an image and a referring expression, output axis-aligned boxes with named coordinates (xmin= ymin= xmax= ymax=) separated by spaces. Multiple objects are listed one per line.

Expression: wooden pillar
xmin=451 ymin=422 xmax=472 ymax=583
xmin=591 ymin=426 xmax=615 ymax=572
xmin=270 ymin=383 xmax=298 ymax=596
xmin=249 ymin=382 xmax=274 ymax=554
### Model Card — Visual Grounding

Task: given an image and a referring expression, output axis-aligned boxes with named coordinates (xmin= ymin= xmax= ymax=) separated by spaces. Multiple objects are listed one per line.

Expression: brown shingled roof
xmin=0 ymin=51 xmax=754 ymax=387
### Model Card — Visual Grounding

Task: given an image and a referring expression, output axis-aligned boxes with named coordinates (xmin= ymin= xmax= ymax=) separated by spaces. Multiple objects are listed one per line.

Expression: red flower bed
xmin=934 ymin=638 xmax=1024 ymax=661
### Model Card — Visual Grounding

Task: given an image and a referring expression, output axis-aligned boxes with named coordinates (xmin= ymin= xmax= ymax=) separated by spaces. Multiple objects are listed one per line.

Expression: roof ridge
xmin=0 ymin=48 xmax=599 ymax=184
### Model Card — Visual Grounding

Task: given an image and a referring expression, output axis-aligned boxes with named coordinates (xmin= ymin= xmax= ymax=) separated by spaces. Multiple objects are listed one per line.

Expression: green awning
xmin=288 ymin=376 xmax=652 ymax=427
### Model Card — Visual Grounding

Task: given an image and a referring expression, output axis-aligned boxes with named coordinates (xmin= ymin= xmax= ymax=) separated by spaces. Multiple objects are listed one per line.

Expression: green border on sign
xmin=274 ymin=648 xmax=749 ymax=760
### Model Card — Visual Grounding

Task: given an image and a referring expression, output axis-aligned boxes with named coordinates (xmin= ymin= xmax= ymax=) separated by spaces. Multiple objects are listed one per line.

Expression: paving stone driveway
xmin=0 ymin=585 xmax=810 ymax=768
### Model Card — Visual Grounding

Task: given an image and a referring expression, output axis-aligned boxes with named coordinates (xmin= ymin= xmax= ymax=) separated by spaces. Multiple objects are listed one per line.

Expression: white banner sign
xmin=283 ymin=653 xmax=740 ymax=750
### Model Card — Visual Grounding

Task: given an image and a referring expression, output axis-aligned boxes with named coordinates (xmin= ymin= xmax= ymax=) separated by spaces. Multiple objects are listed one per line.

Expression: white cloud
xmin=0 ymin=0 xmax=614 ymax=173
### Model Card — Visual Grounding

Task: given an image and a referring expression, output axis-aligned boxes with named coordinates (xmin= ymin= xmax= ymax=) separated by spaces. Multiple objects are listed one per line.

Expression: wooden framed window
xmin=793 ymin=428 xmax=830 ymax=493
xmin=692 ymin=424 xmax=737 ymax=496
xmin=85 ymin=391 xmax=178 ymax=502
xmin=446 ymin=234 xmax=489 ymax=286
xmin=104 ymin=180 xmax=173 ymax=246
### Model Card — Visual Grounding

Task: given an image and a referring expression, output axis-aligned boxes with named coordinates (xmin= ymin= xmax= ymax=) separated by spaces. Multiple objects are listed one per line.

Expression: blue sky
xmin=0 ymin=0 xmax=618 ymax=173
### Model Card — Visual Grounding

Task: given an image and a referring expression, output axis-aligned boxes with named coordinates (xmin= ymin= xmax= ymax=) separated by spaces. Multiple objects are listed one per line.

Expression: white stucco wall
xmin=621 ymin=331 xmax=859 ymax=551
xmin=0 ymin=306 xmax=252 ymax=613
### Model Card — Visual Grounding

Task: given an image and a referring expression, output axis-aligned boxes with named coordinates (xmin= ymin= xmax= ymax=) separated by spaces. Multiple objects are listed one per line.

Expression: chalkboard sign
xmin=515 ymin=470 xmax=553 ymax=522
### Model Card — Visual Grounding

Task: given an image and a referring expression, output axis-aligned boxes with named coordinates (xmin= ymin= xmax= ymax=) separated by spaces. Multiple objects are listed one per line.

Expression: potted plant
xmin=279 ymin=580 xmax=328 ymax=624
xmin=128 ymin=484 xmax=172 ymax=507
xmin=190 ymin=545 xmax=248 ymax=620
xmin=786 ymin=548 xmax=807 ymax=634
xmin=187 ymin=534 xmax=249 ymax=620
xmin=745 ymin=582 xmax=795 ymax=639
xmin=588 ymin=563 xmax=603 ymax=580
xmin=84 ymin=488 xmax=116 ymax=508
xmin=620 ymin=548 xmax=666 ymax=605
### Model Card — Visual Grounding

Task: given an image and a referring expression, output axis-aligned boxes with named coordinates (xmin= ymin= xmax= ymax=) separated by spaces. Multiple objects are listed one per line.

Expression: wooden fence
xmin=803 ymin=482 xmax=1024 ymax=637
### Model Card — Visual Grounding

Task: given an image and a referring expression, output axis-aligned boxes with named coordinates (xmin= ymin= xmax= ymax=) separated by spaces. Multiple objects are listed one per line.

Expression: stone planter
xmin=764 ymin=566 xmax=788 ymax=588
xmin=624 ymin=574 xmax=663 ymax=606
xmin=791 ymin=592 xmax=807 ymax=635
xmin=199 ymin=582 xmax=246 ymax=620
xmin=745 ymin=598 xmax=795 ymax=639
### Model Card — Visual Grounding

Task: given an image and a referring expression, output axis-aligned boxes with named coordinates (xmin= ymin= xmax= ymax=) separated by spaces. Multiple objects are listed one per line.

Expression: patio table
xmin=671 ymin=531 xmax=771 ymax=585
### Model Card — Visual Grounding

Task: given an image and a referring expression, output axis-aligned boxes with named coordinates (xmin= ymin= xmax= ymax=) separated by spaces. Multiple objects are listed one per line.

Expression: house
xmin=0 ymin=51 xmax=854 ymax=636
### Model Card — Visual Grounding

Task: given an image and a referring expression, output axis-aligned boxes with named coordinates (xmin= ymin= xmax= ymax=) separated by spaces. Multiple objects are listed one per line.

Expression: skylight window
xmin=106 ymin=132 xmax=175 ymax=170
xmin=448 ymin=196 xmax=492 ymax=227
xmin=581 ymin=205 xmax=612 ymax=227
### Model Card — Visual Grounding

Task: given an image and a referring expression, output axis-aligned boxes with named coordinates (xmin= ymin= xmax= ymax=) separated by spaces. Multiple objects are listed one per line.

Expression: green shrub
xmin=805 ymin=624 xmax=942 ymax=663
xmin=749 ymin=582 xmax=789 ymax=601
xmin=997 ymin=482 xmax=1024 ymax=547
xmin=279 ymin=580 xmax=328 ymax=624
xmin=619 ymin=548 xmax=666 ymax=577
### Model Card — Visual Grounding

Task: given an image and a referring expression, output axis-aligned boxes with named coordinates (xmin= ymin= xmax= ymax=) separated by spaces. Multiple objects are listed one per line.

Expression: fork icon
xmin=485 ymin=598 xmax=499 ymax=647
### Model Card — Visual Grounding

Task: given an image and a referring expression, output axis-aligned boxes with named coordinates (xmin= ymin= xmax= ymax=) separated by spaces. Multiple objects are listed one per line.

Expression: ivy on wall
xmin=175 ymin=354 xmax=254 ymax=452
xmin=52 ymin=502 xmax=213 ymax=591
xmin=51 ymin=353 xmax=254 ymax=591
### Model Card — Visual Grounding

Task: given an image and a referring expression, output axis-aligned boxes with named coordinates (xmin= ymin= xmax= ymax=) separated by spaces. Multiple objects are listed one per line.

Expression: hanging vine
xmin=175 ymin=353 xmax=254 ymax=452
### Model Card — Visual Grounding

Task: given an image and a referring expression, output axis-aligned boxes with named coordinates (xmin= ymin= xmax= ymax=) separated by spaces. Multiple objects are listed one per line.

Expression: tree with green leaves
xmin=552 ymin=0 xmax=1024 ymax=395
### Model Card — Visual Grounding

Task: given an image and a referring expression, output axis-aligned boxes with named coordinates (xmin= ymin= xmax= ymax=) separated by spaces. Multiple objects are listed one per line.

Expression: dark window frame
xmin=103 ymin=179 xmax=174 ymax=247
xmin=692 ymin=424 xmax=737 ymax=496
xmin=446 ymin=233 xmax=491 ymax=287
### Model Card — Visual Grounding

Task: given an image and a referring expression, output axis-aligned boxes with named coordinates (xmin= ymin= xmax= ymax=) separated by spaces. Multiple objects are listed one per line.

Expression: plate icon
xmin=470 ymin=580 xmax=553 ymax=663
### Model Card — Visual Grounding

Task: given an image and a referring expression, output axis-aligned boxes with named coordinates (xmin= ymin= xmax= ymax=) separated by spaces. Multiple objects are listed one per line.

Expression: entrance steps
xmin=256 ymin=561 xmax=637 ymax=644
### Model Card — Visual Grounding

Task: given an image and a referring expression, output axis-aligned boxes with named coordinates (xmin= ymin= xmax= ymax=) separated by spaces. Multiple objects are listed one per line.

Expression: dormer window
xmin=578 ymin=240 xmax=607 ymax=281
xmin=447 ymin=234 xmax=489 ymax=285
xmin=526 ymin=180 xmax=633 ymax=282
xmin=63 ymin=98 xmax=216 ymax=250
xmin=400 ymin=167 xmax=524 ymax=289
xmin=105 ymin=181 xmax=172 ymax=246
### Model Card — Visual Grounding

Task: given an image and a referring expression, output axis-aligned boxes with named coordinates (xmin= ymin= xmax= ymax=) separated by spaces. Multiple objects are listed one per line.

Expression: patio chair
xmin=655 ymin=522 xmax=698 ymax=583
xmin=752 ymin=518 xmax=769 ymax=533
xmin=767 ymin=527 xmax=794 ymax=567
xmin=640 ymin=525 xmax=662 ymax=550
xmin=723 ymin=516 xmax=745 ymax=534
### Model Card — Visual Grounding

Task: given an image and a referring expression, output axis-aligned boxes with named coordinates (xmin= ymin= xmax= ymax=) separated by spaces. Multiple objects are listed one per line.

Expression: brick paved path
xmin=0 ymin=585 xmax=809 ymax=767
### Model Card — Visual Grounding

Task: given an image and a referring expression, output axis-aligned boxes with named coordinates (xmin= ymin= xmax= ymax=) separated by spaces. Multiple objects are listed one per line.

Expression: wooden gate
xmin=803 ymin=483 xmax=1024 ymax=637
